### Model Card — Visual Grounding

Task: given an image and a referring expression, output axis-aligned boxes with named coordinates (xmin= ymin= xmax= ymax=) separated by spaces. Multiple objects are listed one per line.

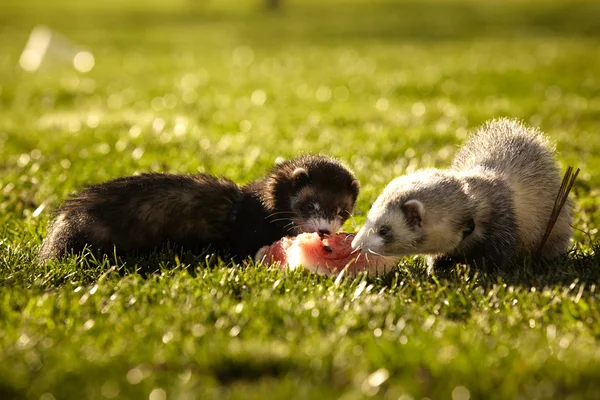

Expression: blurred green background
xmin=1 ymin=1 xmax=600 ymax=399
xmin=1 ymin=0 xmax=599 ymax=217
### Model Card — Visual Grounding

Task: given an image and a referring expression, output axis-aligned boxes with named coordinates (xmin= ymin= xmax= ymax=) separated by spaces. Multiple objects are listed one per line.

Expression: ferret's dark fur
xmin=39 ymin=155 xmax=360 ymax=262
xmin=351 ymin=118 xmax=573 ymax=272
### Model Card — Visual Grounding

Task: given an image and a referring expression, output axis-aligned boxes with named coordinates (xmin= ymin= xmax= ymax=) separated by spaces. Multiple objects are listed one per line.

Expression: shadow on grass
xmin=7 ymin=235 xmax=598 ymax=293
xmin=424 ymin=244 xmax=600 ymax=290
xmin=0 ymin=241 xmax=236 ymax=290
xmin=39 ymin=244 xmax=600 ymax=288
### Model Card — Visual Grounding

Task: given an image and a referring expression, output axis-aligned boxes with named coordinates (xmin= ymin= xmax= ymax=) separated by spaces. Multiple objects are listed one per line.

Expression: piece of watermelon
xmin=255 ymin=232 xmax=399 ymax=276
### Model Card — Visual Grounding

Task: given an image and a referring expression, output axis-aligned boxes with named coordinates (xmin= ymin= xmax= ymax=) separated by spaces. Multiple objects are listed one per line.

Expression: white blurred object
xmin=19 ymin=25 xmax=95 ymax=73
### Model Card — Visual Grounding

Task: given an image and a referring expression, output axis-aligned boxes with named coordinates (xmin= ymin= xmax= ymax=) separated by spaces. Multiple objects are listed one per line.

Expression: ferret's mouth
xmin=296 ymin=218 xmax=341 ymax=236
xmin=283 ymin=220 xmax=301 ymax=236
xmin=350 ymin=233 xmax=388 ymax=257
xmin=352 ymin=245 xmax=391 ymax=259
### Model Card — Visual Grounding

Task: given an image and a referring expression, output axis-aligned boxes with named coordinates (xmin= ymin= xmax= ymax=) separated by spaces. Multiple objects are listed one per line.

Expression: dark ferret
xmin=38 ymin=155 xmax=360 ymax=262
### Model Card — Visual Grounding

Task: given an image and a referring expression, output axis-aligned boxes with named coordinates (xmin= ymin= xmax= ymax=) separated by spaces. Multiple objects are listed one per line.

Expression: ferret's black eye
xmin=307 ymin=203 xmax=316 ymax=211
xmin=378 ymin=227 xmax=390 ymax=237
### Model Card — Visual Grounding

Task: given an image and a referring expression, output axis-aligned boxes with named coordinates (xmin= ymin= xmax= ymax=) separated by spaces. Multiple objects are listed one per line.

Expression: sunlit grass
xmin=1 ymin=0 xmax=599 ymax=399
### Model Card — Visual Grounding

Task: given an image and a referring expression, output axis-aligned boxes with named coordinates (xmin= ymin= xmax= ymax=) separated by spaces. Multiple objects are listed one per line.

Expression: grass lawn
xmin=1 ymin=0 xmax=600 ymax=398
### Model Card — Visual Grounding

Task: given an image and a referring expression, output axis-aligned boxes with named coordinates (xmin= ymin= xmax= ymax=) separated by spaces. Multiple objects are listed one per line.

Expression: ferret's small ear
xmin=351 ymin=179 xmax=361 ymax=192
xmin=401 ymin=199 xmax=424 ymax=228
xmin=292 ymin=167 xmax=309 ymax=183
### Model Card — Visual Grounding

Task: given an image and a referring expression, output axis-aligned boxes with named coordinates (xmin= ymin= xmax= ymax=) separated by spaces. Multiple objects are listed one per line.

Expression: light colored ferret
xmin=351 ymin=118 xmax=573 ymax=272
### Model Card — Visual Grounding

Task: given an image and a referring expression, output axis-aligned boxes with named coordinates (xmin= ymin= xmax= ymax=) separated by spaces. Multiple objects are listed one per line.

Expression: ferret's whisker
xmin=343 ymin=210 xmax=354 ymax=218
xmin=283 ymin=221 xmax=298 ymax=235
xmin=341 ymin=209 xmax=353 ymax=218
xmin=269 ymin=217 xmax=294 ymax=224
xmin=266 ymin=211 xmax=296 ymax=219
xmin=266 ymin=216 xmax=295 ymax=223
xmin=295 ymin=222 xmax=312 ymax=233
xmin=367 ymin=249 xmax=384 ymax=257
xmin=268 ymin=210 xmax=295 ymax=215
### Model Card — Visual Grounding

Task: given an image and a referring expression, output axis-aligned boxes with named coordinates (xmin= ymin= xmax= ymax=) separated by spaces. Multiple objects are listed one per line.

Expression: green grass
xmin=1 ymin=0 xmax=600 ymax=398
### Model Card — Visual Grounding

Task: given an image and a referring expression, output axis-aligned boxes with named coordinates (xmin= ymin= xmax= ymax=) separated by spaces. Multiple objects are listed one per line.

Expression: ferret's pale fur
xmin=351 ymin=118 xmax=573 ymax=272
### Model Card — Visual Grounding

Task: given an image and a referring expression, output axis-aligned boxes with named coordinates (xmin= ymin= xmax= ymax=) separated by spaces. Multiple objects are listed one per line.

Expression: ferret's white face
xmin=351 ymin=175 xmax=466 ymax=257
xmin=291 ymin=188 xmax=352 ymax=235
xmin=299 ymin=207 xmax=343 ymax=235
xmin=351 ymin=196 xmax=425 ymax=257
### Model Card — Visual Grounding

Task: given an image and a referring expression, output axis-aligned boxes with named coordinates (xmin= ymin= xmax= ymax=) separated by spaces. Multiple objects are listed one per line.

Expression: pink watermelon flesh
xmin=255 ymin=232 xmax=399 ymax=276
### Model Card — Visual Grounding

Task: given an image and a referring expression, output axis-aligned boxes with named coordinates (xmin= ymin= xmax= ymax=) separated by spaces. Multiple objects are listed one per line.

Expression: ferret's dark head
xmin=264 ymin=155 xmax=360 ymax=235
